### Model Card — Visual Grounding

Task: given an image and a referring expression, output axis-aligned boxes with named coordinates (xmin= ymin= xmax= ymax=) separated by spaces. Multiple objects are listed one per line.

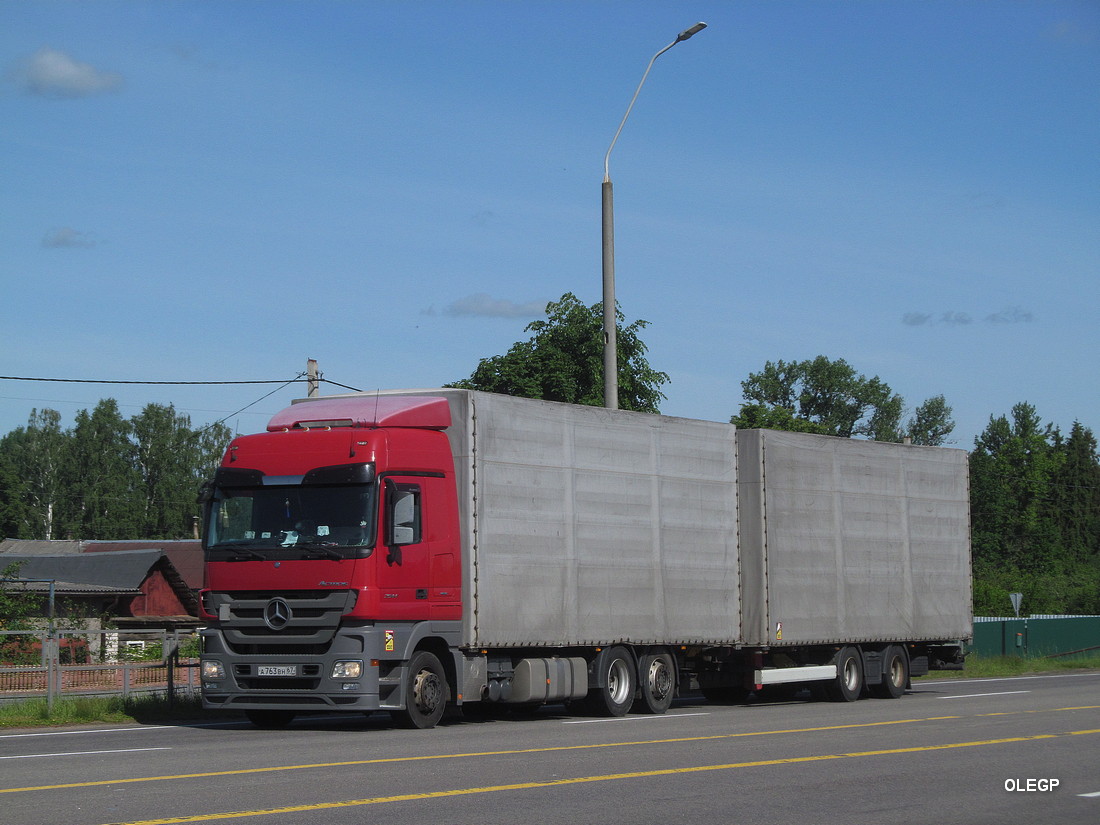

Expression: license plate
xmin=257 ymin=665 xmax=298 ymax=677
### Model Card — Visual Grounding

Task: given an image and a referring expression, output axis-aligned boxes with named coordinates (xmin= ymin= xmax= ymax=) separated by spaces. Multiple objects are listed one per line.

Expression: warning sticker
xmin=775 ymin=622 xmax=783 ymax=641
xmin=384 ymin=630 xmax=395 ymax=652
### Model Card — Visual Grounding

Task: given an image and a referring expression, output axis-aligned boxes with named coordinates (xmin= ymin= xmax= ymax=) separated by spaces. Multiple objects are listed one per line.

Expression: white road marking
xmin=0 ymin=726 xmax=170 ymax=739
xmin=0 ymin=747 xmax=170 ymax=760
xmin=0 ymin=720 xmax=242 ymax=739
xmin=563 ymin=712 xmax=711 ymax=724
xmin=930 ymin=672 xmax=1100 ymax=686
xmin=1078 ymin=791 xmax=1100 ymax=798
xmin=938 ymin=691 xmax=1031 ymax=699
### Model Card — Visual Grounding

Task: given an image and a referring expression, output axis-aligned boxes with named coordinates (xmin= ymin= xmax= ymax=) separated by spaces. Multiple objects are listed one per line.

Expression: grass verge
xmin=0 ymin=693 xmax=221 ymax=729
xmin=915 ymin=652 xmax=1100 ymax=680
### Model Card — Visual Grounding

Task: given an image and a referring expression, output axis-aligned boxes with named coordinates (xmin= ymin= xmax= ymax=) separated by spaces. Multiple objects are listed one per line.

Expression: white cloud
xmin=15 ymin=47 xmax=122 ymax=98
xmin=986 ymin=307 xmax=1035 ymax=324
xmin=42 ymin=227 xmax=95 ymax=248
xmin=443 ymin=293 xmax=546 ymax=319
xmin=903 ymin=307 xmax=1035 ymax=327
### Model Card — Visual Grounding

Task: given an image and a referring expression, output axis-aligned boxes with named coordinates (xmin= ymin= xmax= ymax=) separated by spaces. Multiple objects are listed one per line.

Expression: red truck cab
xmin=198 ymin=395 xmax=461 ymax=726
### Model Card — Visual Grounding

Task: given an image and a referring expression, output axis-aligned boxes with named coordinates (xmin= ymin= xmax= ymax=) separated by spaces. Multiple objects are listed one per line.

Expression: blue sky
xmin=2 ymin=1 xmax=1097 ymax=448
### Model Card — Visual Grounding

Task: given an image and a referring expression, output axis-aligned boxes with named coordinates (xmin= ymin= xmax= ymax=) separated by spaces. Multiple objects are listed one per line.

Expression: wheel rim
xmin=412 ymin=668 xmax=443 ymax=714
xmin=888 ymin=655 xmax=905 ymax=687
xmin=648 ymin=657 xmax=673 ymax=700
xmin=843 ymin=657 xmax=860 ymax=691
xmin=607 ymin=658 xmax=631 ymax=705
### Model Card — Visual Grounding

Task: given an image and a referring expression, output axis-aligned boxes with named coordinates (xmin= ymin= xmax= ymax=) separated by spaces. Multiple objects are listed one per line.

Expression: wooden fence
xmin=0 ymin=629 xmax=200 ymax=706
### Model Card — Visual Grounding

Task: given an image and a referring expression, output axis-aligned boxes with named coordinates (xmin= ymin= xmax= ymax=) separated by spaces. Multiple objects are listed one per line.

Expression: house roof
xmin=0 ymin=549 xmax=164 ymax=594
xmin=82 ymin=541 xmax=203 ymax=590
xmin=0 ymin=539 xmax=204 ymax=590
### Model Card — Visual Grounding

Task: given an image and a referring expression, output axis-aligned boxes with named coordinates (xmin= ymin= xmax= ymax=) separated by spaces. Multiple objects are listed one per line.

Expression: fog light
xmin=332 ymin=660 xmax=363 ymax=679
xmin=202 ymin=660 xmax=225 ymax=680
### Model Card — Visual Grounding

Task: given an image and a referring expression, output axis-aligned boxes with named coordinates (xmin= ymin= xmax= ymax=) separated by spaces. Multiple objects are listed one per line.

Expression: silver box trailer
xmin=737 ymin=428 xmax=972 ymax=648
xmin=384 ymin=390 xmax=971 ymax=653
xmin=438 ymin=390 xmax=740 ymax=648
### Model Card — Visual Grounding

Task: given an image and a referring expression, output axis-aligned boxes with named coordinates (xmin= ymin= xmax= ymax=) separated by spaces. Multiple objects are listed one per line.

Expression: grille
xmin=206 ymin=590 xmax=356 ymax=648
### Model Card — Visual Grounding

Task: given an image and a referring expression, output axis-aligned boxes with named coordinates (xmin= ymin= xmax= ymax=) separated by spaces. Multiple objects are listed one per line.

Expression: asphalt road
xmin=2 ymin=672 xmax=1099 ymax=825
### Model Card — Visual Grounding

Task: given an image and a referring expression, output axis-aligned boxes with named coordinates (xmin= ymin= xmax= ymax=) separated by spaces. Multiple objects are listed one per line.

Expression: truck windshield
xmin=206 ymin=483 xmax=376 ymax=560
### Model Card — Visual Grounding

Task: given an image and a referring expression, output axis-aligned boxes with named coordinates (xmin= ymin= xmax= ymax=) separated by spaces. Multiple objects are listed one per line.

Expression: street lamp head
xmin=676 ymin=22 xmax=707 ymax=42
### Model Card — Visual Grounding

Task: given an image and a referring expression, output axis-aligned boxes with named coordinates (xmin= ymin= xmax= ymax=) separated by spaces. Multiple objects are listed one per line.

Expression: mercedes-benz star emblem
xmin=263 ymin=597 xmax=292 ymax=631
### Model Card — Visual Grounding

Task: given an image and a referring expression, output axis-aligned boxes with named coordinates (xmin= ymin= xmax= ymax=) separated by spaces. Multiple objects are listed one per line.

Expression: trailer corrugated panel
xmin=413 ymin=391 xmax=740 ymax=648
xmin=737 ymin=429 xmax=972 ymax=647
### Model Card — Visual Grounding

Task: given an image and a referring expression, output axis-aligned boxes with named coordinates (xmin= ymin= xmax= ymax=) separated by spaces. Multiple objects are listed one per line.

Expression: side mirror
xmin=384 ymin=481 xmax=421 ymax=564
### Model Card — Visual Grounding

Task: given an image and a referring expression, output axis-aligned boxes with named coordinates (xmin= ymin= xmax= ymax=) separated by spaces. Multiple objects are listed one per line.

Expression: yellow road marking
xmin=0 ymin=715 xmax=959 ymax=794
xmin=3 ymin=704 xmax=1098 ymax=796
xmin=103 ymin=728 xmax=1100 ymax=825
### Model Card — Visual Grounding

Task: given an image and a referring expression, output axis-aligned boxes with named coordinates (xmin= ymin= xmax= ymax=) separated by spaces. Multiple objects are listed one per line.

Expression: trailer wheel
xmin=245 ymin=710 xmax=295 ymax=729
xmin=587 ymin=646 xmax=635 ymax=717
xmin=392 ymin=650 xmax=448 ymax=729
xmin=634 ymin=651 xmax=675 ymax=714
xmin=827 ymin=646 xmax=864 ymax=702
xmin=872 ymin=645 xmax=908 ymax=699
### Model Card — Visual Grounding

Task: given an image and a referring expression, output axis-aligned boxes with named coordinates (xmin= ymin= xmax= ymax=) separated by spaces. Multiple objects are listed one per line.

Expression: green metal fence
xmin=971 ymin=616 xmax=1100 ymax=659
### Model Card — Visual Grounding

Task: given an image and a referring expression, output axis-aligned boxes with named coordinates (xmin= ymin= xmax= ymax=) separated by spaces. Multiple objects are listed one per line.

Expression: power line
xmin=0 ymin=376 xmax=302 ymax=386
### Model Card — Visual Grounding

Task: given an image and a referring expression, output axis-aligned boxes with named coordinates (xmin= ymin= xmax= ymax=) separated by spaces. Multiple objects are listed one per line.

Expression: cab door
xmin=376 ymin=476 xmax=430 ymax=620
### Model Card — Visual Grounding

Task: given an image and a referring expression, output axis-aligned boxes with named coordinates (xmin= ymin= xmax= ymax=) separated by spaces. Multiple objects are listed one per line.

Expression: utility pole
xmin=307 ymin=359 xmax=320 ymax=398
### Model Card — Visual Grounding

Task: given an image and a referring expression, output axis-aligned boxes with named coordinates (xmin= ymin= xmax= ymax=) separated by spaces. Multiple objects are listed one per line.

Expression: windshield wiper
xmin=228 ymin=548 xmax=267 ymax=561
xmin=301 ymin=544 xmax=343 ymax=561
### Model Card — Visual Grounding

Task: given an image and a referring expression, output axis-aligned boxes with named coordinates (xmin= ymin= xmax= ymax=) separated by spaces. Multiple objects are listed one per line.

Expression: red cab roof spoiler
xmin=266 ymin=395 xmax=451 ymax=431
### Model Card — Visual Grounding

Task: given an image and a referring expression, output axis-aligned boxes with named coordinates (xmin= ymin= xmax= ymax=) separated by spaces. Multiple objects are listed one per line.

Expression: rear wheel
xmin=873 ymin=645 xmax=908 ymax=699
xmin=634 ymin=651 xmax=675 ymax=714
xmin=245 ymin=710 xmax=295 ymax=729
xmin=392 ymin=650 xmax=448 ymax=729
xmin=826 ymin=646 xmax=864 ymax=702
xmin=586 ymin=646 xmax=635 ymax=717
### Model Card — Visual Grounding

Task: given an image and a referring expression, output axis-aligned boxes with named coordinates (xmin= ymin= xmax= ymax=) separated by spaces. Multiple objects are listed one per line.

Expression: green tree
xmin=732 ymin=357 xmax=900 ymax=441
xmin=0 ymin=448 xmax=30 ymax=539
xmin=1052 ymin=422 xmax=1100 ymax=565
xmin=905 ymin=394 xmax=956 ymax=446
xmin=132 ymin=404 xmax=232 ymax=538
xmin=966 ymin=403 xmax=1100 ymax=614
xmin=0 ymin=561 xmax=38 ymax=664
xmin=0 ymin=400 xmax=234 ymax=541
xmin=1 ymin=409 xmax=68 ymax=539
xmin=970 ymin=403 xmax=1061 ymax=574
xmin=67 ymin=400 xmax=141 ymax=539
xmin=449 ymin=293 xmax=670 ymax=413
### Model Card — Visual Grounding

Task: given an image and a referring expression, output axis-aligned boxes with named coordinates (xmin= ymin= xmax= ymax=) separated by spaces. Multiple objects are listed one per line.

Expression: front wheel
xmin=392 ymin=650 xmax=449 ymax=729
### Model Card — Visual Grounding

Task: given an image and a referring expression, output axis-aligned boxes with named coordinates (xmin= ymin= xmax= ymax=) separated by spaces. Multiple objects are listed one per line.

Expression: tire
xmin=633 ymin=651 xmax=675 ymax=714
xmin=245 ymin=709 xmax=295 ymax=729
xmin=586 ymin=646 xmax=636 ymax=717
xmin=873 ymin=645 xmax=909 ymax=699
xmin=826 ymin=646 xmax=864 ymax=702
xmin=392 ymin=650 xmax=449 ymax=729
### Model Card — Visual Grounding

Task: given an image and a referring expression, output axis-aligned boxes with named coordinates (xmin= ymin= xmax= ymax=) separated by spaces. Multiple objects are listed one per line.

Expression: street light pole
xmin=602 ymin=22 xmax=707 ymax=410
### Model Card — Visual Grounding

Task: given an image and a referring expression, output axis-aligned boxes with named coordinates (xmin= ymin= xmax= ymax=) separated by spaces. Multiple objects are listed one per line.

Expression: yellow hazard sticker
xmin=384 ymin=630 xmax=395 ymax=652
xmin=775 ymin=622 xmax=783 ymax=641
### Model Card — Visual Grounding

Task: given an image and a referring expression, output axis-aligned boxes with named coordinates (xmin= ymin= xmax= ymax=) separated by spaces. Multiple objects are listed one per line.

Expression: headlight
xmin=332 ymin=661 xmax=363 ymax=679
xmin=202 ymin=660 xmax=226 ymax=680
